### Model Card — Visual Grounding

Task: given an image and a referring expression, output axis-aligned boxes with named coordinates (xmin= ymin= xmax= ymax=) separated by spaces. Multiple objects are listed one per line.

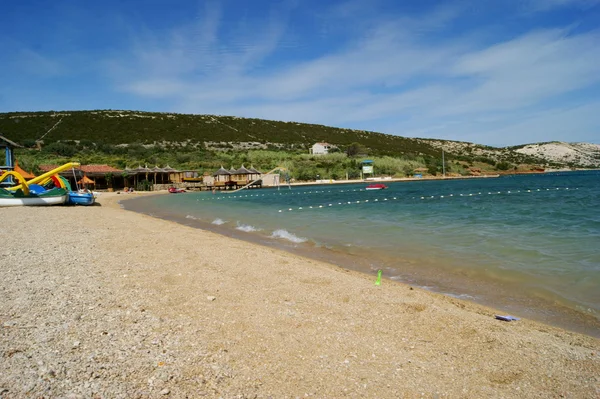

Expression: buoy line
xmin=274 ymin=187 xmax=577 ymax=213
xmin=199 ymin=188 xmax=366 ymax=201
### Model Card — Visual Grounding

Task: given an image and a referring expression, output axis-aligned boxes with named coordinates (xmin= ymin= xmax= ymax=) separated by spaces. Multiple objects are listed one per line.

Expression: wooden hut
xmin=181 ymin=170 xmax=202 ymax=183
xmin=231 ymin=165 xmax=252 ymax=185
xmin=128 ymin=165 xmax=151 ymax=188
xmin=150 ymin=165 xmax=169 ymax=185
xmin=212 ymin=166 xmax=232 ymax=189
xmin=247 ymin=166 xmax=262 ymax=181
xmin=0 ymin=134 xmax=22 ymax=186
xmin=162 ymin=165 xmax=182 ymax=183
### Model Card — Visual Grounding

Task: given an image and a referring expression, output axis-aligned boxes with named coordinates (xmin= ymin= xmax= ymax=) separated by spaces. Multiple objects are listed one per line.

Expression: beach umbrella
xmin=78 ymin=175 xmax=95 ymax=188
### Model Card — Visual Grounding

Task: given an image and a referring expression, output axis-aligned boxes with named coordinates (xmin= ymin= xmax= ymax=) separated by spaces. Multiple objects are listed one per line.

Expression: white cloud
xmin=436 ymin=28 xmax=600 ymax=115
xmin=10 ymin=1 xmax=593 ymax=146
xmin=109 ymin=12 xmax=600 ymax=146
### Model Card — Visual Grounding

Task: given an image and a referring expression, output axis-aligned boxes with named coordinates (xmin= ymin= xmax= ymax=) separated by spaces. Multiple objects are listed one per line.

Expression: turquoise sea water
xmin=123 ymin=171 xmax=600 ymax=336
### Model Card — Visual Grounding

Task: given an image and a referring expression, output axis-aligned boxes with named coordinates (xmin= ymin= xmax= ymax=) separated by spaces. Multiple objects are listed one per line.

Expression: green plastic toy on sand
xmin=375 ymin=269 xmax=382 ymax=286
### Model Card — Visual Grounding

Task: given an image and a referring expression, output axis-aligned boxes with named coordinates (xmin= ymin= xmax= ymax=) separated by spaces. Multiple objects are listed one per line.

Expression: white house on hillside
xmin=310 ymin=142 xmax=335 ymax=155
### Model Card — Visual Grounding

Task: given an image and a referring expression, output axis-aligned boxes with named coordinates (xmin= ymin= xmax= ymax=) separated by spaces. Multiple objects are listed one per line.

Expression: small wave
xmin=271 ymin=229 xmax=308 ymax=243
xmin=212 ymin=218 xmax=225 ymax=225
xmin=444 ymin=292 xmax=475 ymax=300
xmin=185 ymin=215 xmax=197 ymax=220
xmin=235 ymin=223 xmax=261 ymax=232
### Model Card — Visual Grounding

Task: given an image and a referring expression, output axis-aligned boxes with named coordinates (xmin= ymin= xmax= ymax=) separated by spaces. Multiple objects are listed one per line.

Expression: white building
xmin=310 ymin=142 xmax=335 ymax=155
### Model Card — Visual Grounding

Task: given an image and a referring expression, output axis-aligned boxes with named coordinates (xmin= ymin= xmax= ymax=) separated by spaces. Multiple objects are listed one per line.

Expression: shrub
xmin=496 ymin=161 xmax=511 ymax=171
xmin=42 ymin=142 xmax=77 ymax=157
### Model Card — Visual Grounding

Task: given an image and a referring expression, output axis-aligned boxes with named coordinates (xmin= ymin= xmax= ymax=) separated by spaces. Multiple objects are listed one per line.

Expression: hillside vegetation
xmin=1 ymin=110 xmax=598 ymax=180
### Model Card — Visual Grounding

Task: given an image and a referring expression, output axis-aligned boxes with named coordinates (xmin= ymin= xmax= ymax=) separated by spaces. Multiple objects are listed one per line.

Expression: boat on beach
xmin=66 ymin=190 xmax=96 ymax=206
xmin=0 ymin=162 xmax=82 ymax=207
xmin=169 ymin=187 xmax=186 ymax=193
xmin=0 ymin=187 xmax=68 ymax=207
xmin=365 ymin=183 xmax=388 ymax=190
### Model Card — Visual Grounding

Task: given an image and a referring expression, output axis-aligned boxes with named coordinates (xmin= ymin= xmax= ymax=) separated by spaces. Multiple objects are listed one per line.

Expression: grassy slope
xmin=0 ymin=110 xmax=444 ymax=157
xmin=2 ymin=110 xmax=588 ymax=177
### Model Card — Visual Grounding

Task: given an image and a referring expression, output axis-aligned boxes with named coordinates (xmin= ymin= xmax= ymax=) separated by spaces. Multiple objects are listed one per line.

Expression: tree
xmin=496 ymin=161 xmax=511 ymax=171
xmin=346 ymin=142 xmax=368 ymax=157
xmin=42 ymin=142 xmax=77 ymax=157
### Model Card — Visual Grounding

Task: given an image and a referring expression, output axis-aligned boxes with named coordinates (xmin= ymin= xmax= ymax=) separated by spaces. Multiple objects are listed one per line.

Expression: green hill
xmin=2 ymin=110 xmax=597 ymax=179
xmin=0 ymin=110 xmax=447 ymax=157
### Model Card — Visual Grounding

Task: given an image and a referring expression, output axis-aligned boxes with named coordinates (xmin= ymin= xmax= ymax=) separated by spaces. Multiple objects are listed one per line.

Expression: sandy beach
xmin=1 ymin=192 xmax=598 ymax=398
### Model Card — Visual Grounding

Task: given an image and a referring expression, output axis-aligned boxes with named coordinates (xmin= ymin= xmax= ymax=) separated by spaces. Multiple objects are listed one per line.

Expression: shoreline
xmin=1 ymin=192 xmax=598 ymax=397
xmin=189 ymin=168 xmax=597 ymax=192
xmin=121 ymin=192 xmax=600 ymax=339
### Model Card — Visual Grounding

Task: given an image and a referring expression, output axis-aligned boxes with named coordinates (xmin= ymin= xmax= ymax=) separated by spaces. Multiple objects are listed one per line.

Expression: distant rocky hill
xmin=421 ymin=139 xmax=600 ymax=169
xmin=0 ymin=110 xmax=598 ymax=169
xmin=512 ymin=142 xmax=600 ymax=168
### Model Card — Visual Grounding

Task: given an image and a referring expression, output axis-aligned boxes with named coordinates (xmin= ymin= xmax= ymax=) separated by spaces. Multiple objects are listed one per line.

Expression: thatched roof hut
xmin=247 ymin=166 xmax=261 ymax=180
xmin=235 ymin=165 xmax=252 ymax=175
xmin=213 ymin=167 xmax=231 ymax=176
xmin=213 ymin=167 xmax=231 ymax=182
xmin=162 ymin=165 xmax=180 ymax=173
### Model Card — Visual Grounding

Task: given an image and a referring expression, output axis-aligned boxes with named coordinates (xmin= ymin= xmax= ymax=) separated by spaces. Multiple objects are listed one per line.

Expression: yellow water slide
xmin=7 ymin=162 xmax=80 ymax=192
xmin=0 ymin=171 xmax=31 ymax=196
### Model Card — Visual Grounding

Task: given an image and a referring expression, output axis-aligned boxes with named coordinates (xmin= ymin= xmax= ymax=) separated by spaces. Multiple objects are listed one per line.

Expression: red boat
xmin=365 ymin=183 xmax=388 ymax=190
xmin=168 ymin=187 xmax=186 ymax=193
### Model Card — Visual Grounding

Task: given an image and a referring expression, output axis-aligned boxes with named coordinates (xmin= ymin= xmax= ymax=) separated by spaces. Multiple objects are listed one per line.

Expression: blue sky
xmin=1 ymin=0 xmax=599 ymax=147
